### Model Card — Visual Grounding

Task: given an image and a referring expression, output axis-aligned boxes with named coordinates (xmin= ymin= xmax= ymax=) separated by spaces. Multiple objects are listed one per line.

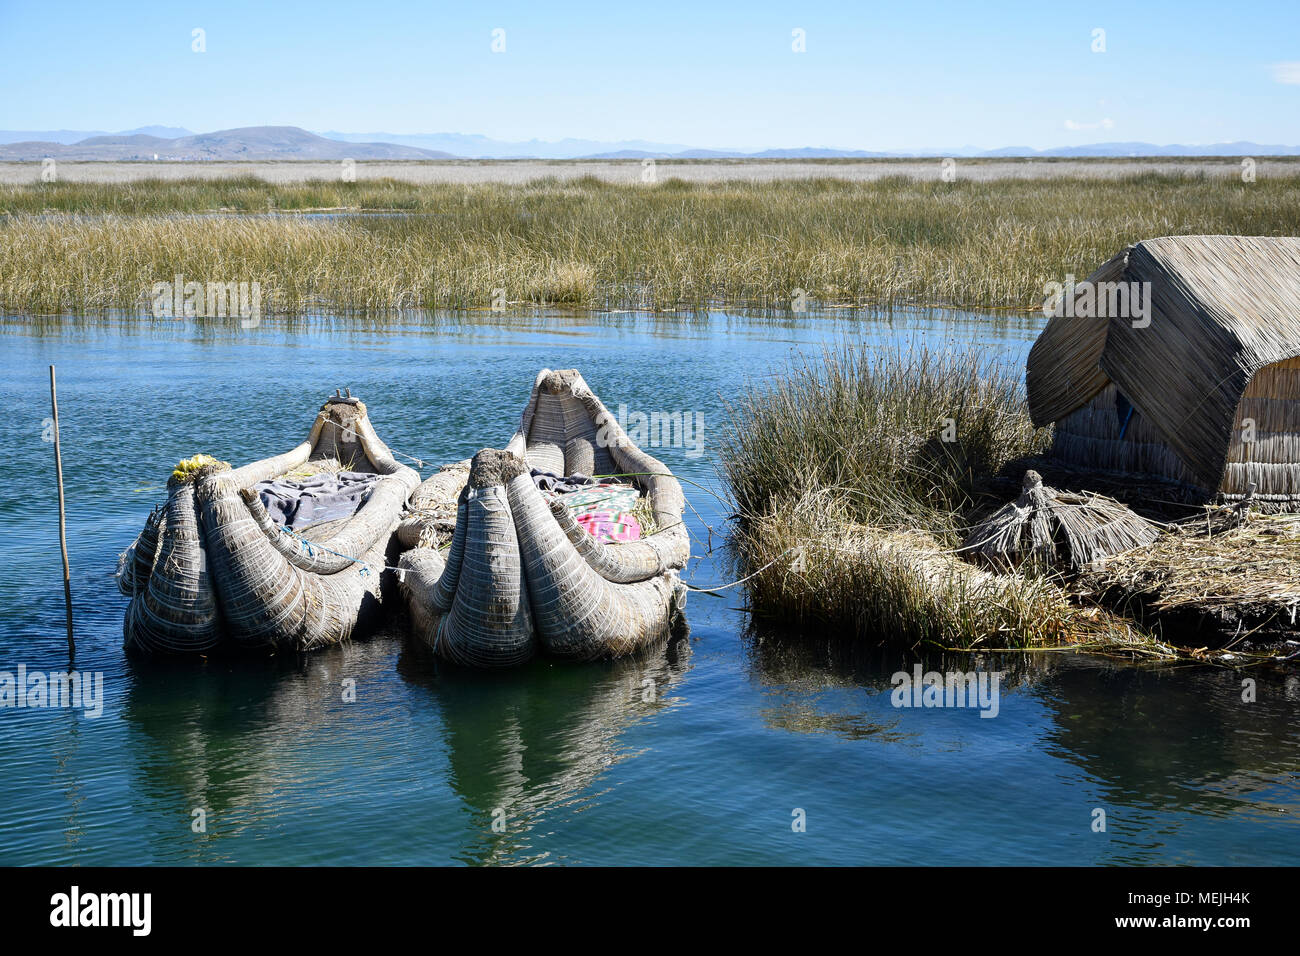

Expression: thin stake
xmin=50 ymin=365 xmax=74 ymax=656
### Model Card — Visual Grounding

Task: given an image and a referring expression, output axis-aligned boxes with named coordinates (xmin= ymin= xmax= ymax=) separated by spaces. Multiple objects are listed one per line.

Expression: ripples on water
xmin=0 ymin=309 xmax=1296 ymax=865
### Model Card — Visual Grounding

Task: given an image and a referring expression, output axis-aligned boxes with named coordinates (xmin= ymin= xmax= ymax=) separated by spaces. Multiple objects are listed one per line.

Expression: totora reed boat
xmin=118 ymin=393 xmax=420 ymax=654
xmin=398 ymin=369 xmax=690 ymax=667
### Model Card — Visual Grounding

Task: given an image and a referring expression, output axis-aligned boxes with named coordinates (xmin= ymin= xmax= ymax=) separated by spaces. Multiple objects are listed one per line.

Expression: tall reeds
xmin=719 ymin=344 xmax=1047 ymax=536
xmin=3 ymin=173 xmax=1298 ymax=314
xmin=716 ymin=343 xmax=1139 ymax=649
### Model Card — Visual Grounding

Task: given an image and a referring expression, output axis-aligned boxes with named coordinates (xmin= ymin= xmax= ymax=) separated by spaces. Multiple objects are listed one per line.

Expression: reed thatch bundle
xmin=961 ymin=470 xmax=1159 ymax=573
xmin=120 ymin=395 xmax=420 ymax=654
xmin=400 ymin=369 xmax=689 ymax=666
xmin=1079 ymin=507 xmax=1300 ymax=643
xmin=395 ymin=459 xmax=471 ymax=549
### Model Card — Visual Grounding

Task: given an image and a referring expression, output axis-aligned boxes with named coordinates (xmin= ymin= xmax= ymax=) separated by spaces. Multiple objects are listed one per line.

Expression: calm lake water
xmin=1 ymin=309 xmax=1298 ymax=865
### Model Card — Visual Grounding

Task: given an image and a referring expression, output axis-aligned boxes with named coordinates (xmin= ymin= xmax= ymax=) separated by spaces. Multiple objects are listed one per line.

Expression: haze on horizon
xmin=1 ymin=0 xmax=1297 ymax=153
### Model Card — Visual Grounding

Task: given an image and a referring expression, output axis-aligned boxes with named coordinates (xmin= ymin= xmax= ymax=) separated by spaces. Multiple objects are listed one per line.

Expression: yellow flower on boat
xmin=171 ymin=454 xmax=229 ymax=483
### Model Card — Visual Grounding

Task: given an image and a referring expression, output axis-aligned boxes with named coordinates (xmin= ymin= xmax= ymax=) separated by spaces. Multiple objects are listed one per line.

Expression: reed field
xmin=2 ymin=172 xmax=1300 ymax=314
xmin=720 ymin=345 xmax=1046 ymax=534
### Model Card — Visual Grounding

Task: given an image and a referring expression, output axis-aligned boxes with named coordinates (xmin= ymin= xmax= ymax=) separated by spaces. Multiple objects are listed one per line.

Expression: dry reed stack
xmin=118 ymin=395 xmax=420 ymax=653
xmin=961 ymin=470 xmax=1159 ymax=573
xmin=1079 ymin=508 xmax=1300 ymax=643
xmin=1027 ymin=236 xmax=1300 ymax=509
xmin=399 ymin=369 xmax=689 ymax=667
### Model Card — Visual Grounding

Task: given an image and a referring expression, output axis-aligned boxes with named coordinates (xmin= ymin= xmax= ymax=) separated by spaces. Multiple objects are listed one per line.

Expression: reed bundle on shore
xmin=737 ymin=492 xmax=1159 ymax=653
xmin=1079 ymin=508 xmax=1300 ymax=641
xmin=961 ymin=470 xmax=1159 ymax=573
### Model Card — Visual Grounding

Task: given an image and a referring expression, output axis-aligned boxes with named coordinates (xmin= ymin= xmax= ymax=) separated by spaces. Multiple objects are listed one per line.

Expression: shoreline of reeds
xmin=3 ymin=173 xmax=1300 ymax=315
xmin=717 ymin=343 xmax=1296 ymax=663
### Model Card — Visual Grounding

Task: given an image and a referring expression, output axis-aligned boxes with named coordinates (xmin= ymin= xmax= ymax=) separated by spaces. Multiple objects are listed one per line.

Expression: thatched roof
xmin=1026 ymin=235 xmax=1300 ymax=491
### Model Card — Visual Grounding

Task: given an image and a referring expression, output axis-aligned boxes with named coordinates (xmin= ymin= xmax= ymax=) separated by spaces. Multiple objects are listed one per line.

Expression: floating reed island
xmin=723 ymin=235 xmax=1300 ymax=659
xmin=118 ymin=394 xmax=419 ymax=654
xmin=1020 ymin=234 xmax=1300 ymax=645
xmin=398 ymin=369 xmax=690 ymax=667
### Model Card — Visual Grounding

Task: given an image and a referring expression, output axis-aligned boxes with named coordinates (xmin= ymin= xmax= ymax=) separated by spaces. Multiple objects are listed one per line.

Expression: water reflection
xmin=0 ymin=305 xmax=1044 ymax=344
xmin=50 ymin=709 xmax=86 ymax=858
xmin=396 ymin=634 xmax=692 ymax=865
xmin=743 ymin=622 xmax=1300 ymax=842
xmin=121 ymin=636 xmax=403 ymax=863
xmin=742 ymin=623 xmax=1050 ymax=738
xmin=1036 ymin=663 xmax=1300 ymax=816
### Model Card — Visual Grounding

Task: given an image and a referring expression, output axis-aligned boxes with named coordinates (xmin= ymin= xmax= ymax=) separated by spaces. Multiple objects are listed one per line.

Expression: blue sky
xmin=1 ymin=0 xmax=1297 ymax=149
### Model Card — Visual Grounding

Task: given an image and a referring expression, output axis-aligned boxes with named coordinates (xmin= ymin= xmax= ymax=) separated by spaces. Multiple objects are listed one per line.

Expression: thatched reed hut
xmin=1027 ymin=235 xmax=1300 ymax=509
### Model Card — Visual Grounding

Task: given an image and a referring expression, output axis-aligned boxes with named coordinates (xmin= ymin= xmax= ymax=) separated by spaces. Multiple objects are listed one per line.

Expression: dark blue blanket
xmin=255 ymin=470 xmax=382 ymax=531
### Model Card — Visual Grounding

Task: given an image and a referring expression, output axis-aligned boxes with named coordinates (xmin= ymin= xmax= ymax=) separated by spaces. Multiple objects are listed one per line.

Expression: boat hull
xmin=119 ymin=397 xmax=419 ymax=654
xmin=399 ymin=370 xmax=689 ymax=666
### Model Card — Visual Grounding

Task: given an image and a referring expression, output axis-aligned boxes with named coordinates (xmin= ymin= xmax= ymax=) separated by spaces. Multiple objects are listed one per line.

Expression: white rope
xmin=683 ymin=547 xmax=797 ymax=594
xmin=333 ymin=421 xmax=433 ymax=471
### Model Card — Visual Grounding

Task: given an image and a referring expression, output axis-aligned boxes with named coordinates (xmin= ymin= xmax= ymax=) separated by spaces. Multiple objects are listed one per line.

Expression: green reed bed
xmin=718 ymin=344 xmax=1162 ymax=652
xmin=720 ymin=345 xmax=1045 ymax=533
xmin=2 ymin=173 xmax=1299 ymax=314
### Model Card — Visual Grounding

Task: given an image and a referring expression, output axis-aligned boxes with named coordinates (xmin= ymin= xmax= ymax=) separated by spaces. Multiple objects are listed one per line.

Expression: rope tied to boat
xmin=275 ymin=523 xmax=403 ymax=577
xmin=332 ymin=421 xmax=432 ymax=471
xmin=682 ymin=547 xmax=799 ymax=595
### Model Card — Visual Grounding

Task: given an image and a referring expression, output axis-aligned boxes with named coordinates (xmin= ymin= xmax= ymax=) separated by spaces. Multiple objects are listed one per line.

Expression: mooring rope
xmin=333 ymin=421 xmax=435 ymax=471
xmin=275 ymin=524 xmax=408 ymax=575
xmin=681 ymin=547 xmax=797 ymax=594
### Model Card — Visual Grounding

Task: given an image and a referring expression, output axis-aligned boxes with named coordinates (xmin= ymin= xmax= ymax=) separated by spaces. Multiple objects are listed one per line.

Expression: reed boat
xmin=398 ymin=369 xmax=690 ymax=667
xmin=118 ymin=393 xmax=420 ymax=654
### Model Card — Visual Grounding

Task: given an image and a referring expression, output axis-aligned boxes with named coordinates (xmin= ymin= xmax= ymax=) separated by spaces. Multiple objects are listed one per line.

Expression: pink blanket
xmin=575 ymin=509 xmax=642 ymax=543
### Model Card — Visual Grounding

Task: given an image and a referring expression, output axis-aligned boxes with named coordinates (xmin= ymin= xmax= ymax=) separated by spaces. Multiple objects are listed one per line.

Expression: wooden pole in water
xmin=50 ymin=365 xmax=74 ymax=657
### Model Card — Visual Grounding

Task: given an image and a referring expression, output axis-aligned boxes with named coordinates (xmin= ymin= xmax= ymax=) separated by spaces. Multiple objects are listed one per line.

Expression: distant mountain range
xmin=319 ymin=131 xmax=703 ymax=159
xmin=0 ymin=127 xmax=453 ymax=160
xmin=2 ymin=125 xmax=1298 ymax=161
xmin=0 ymin=126 xmax=194 ymax=145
